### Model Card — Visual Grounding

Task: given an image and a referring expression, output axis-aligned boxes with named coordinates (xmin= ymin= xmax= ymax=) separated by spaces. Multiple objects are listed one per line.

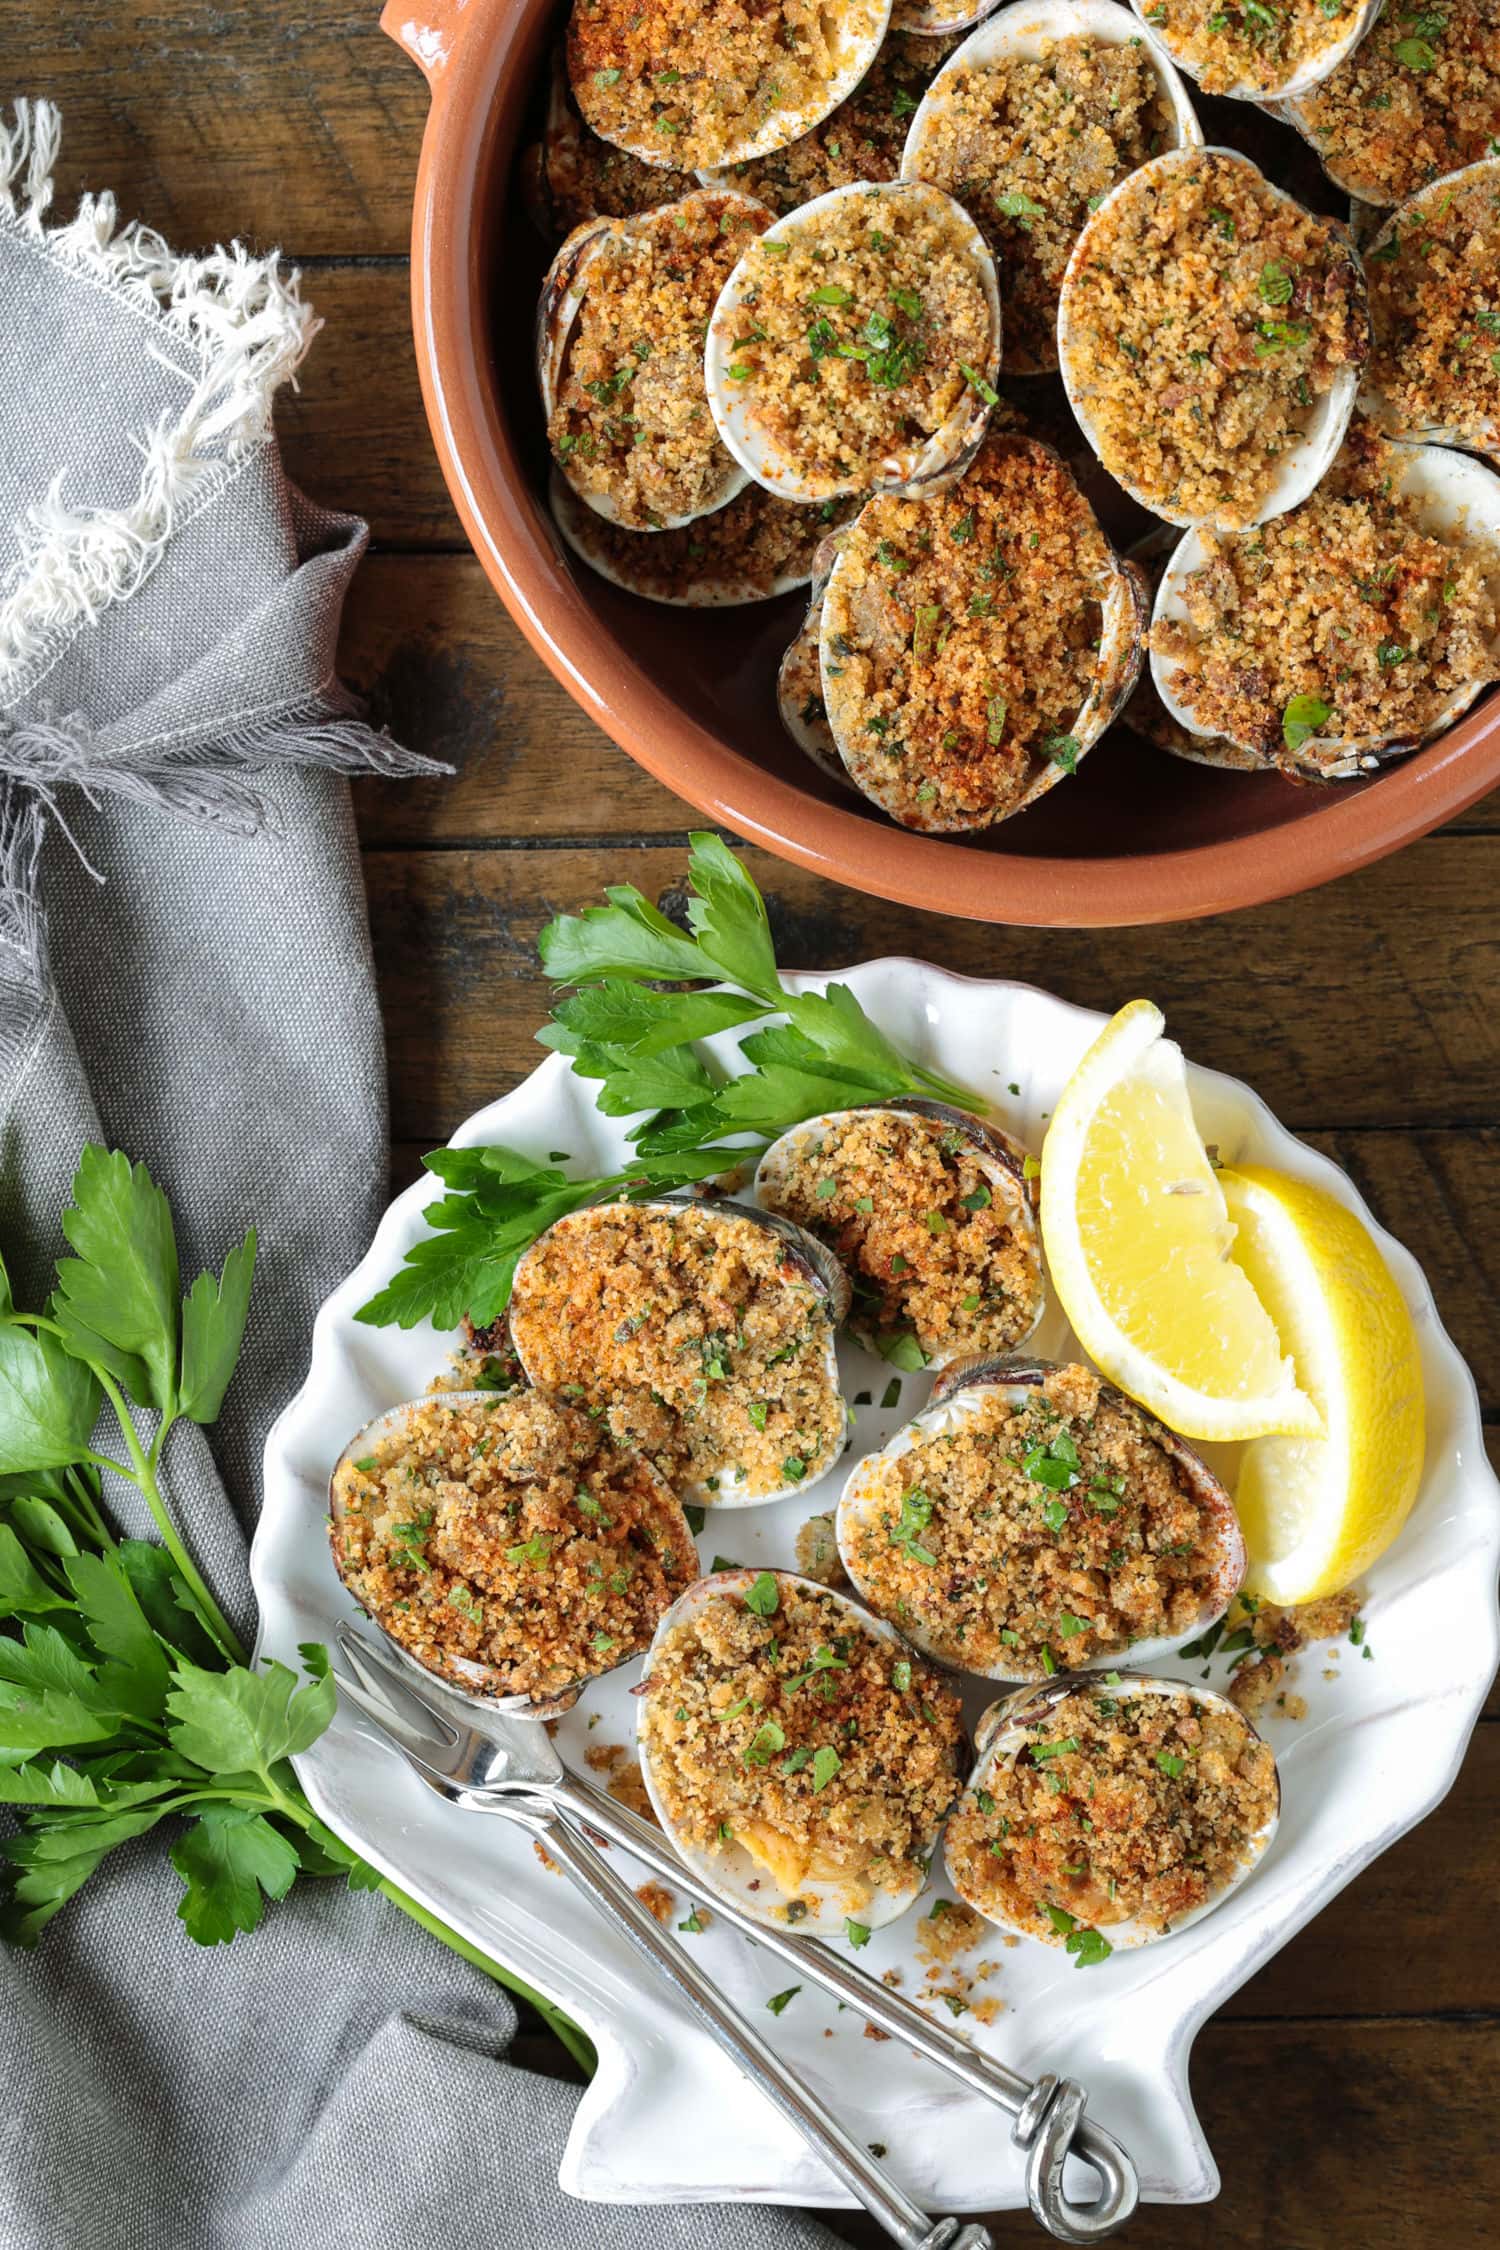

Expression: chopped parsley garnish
xmin=810 ymin=1745 xmax=843 ymax=1791
xmin=1156 ymin=1750 xmax=1187 ymax=1778
xmin=1282 ymin=692 xmax=1332 ymax=753
xmin=892 ymin=1659 xmax=912 ymax=1692
xmin=1043 ymin=1904 xmax=1113 ymax=1968
xmin=744 ymin=1570 xmax=780 ymax=1617
xmin=745 ymin=1720 xmax=787 ymax=1766
xmin=1044 ymin=732 xmax=1080 ymax=773
xmin=845 ymin=1918 xmax=872 ymax=1948
xmin=890 ymin=1486 xmax=938 ymax=1565
xmin=1258 ymin=261 xmax=1294 ymax=306
xmin=995 ymin=190 xmax=1045 ymax=228
xmin=505 ymin=1533 xmax=550 ymax=1569
xmin=960 ymin=362 xmax=1000 ymax=408
xmin=766 ymin=1985 xmax=802 ymax=2015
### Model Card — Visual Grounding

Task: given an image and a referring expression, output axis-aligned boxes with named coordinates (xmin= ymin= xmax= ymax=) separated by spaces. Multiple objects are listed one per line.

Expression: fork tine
xmin=336 ymin=1623 xmax=460 ymax=1752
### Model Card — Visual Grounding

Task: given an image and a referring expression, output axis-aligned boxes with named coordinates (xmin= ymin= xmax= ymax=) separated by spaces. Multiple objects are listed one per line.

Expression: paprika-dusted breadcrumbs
xmin=906 ymin=33 xmax=1174 ymax=372
xmin=713 ymin=29 xmax=962 ymax=214
xmin=547 ymin=192 xmax=769 ymax=528
xmin=842 ymin=1363 xmax=1230 ymax=1673
xmin=1367 ymin=161 xmax=1500 ymax=446
xmin=757 ymin=1106 xmax=1041 ymax=1366
xmin=329 ymin=1392 xmax=696 ymax=1702
xmin=507 ymin=1201 xmax=847 ymax=1500
xmin=1152 ymin=420 xmax=1500 ymax=762
xmin=945 ymin=1680 xmax=1278 ymax=1941
xmin=568 ymin=0 xmax=887 ymax=172
xmin=819 ymin=434 xmax=1115 ymax=830
xmin=1059 ymin=150 xmax=1367 ymax=524
xmin=1290 ymin=0 xmax=1500 ymax=206
xmin=639 ymin=1573 xmax=964 ymax=1914
xmin=1140 ymin=0 xmax=1358 ymax=98
xmin=716 ymin=182 xmax=995 ymax=492
xmin=560 ymin=479 xmax=854 ymax=600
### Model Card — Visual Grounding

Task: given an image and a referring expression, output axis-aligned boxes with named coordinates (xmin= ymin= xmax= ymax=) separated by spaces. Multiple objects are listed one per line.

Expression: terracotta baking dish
xmin=381 ymin=0 xmax=1500 ymax=928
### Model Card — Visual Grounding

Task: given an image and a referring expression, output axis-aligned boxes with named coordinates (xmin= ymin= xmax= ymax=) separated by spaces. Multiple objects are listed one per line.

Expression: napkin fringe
xmin=0 ymin=98 xmax=321 ymax=686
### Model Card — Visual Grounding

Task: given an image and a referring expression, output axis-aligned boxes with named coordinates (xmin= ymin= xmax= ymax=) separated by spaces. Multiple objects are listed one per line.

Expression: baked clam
xmin=538 ymin=190 xmax=770 ymax=531
xmin=550 ymin=469 xmax=854 ymax=605
xmin=753 ymin=1098 xmax=1043 ymax=1367
xmin=705 ymin=178 xmax=1001 ymax=504
xmin=636 ymin=1566 xmax=966 ymax=1932
xmin=327 ymin=1389 xmax=698 ymax=1717
xmin=521 ymin=44 xmax=695 ymax=242
xmin=507 ymin=1196 xmax=851 ymax=1507
xmin=945 ymin=1671 xmax=1281 ymax=1952
xmin=836 ymin=1354 xmax=1247 ymax=1679
xmin=901 ymin=0 xmax=1203 ymax=376
xmin=1057 ymin=145 xmax=1369 ymax=531
xmin=1150 ymin=431 xmax=1500 ymax=777
xmin=567 ymin=0 xmax=893 ymax=175
xmin=892 ymin=0 xmax=1005 ymax=30
xmin=1362 ymin=158 xmax=1500 ymax=462
xmin=776 ymin=529 xmax=862 ymax=787
xmin=1127 ymin=0 xmax=1381 ymax=104
xmin=815 ymin=432 xmax=1147 ymax=830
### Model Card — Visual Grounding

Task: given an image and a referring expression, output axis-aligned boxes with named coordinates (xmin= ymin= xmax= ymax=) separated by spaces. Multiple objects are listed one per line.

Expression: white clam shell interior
xmin=538 ymin=194 xmax=766 ymax=531
xmin=951 ymin=1671 xmax=1281 ymax=1950
xmin=815 ymin=438 xmax=1147 ymax=827
xmin=1150 ymin=438 xmax=1500 ymax=771
xmin=548 ymin=468 xmax=826 ymax=606
xmin=835 ymin=1367 xmax=1244 ymax=1678
xmin=1057 ymin=145 xmax=1368 ymax=531
xmin=751 ymin=1104 xmax=1042 ymax=1364
xmin=893 ymin=0 xmax=1006 ymax=32
xmin=901 ymin=0 xmax=1203 ymax=376
xmin=508 ymin=1198 xmax=851 ymax=1510
xmin=1128 ymin=0 xmax=1382 ymax=104
xmin=704 ymin=179 xmax=1002 ymax=504
xmin=1361 ymin=160 xmax=1500 ymax=461
xmin=636 ymin=1568 xmax=948 ymax=1932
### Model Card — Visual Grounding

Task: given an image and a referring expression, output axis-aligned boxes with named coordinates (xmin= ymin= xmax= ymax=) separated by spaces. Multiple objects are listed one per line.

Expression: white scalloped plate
xmin=253 ymin=960 xmax=1500 ymax=2216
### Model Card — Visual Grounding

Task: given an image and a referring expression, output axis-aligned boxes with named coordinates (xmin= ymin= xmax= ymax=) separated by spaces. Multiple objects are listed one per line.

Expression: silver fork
xmin=334 ymin=1625 xmax=1138 ymax=2245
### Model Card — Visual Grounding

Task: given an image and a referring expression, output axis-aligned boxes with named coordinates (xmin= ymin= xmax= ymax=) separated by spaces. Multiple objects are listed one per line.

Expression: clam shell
xmin=753 ymin=1099 xmax=1043 ymax=1365
xmin=1057 ymin=146 xmax=1369 ymax=531
xmin=570 ymin=1 xmax=893 ymax=174
xmin=901 ymin=0 xmax=1203 ymax=377
xmin=837 ymin=1353 xmax=1246 ymax=1679
xmin=1150 ymin=439 xmax=1500 ymax=775
xmin=636 ymin=1567 xmax=955 ymax=1932
xmin=327 ymin=1391 xmax=698 ymax=1719
xmin=950 ymin=1670 xmax=1281 ymax=1949
xmin=1128 ymin=0 xmax=1383 ymax=104
xmin=549 ymin=468 xmax=837 ymax=605
xmin=538 ymin=192 xmax=770 ymax=532
xmin=704 ymin=179 xmax=1002 ymax=504
xmin=522 ymin=45 xmax=694 ymax=242
xmin=508 ymin=1195 xmax=852 ymax=1508
xmin=1361 ymin=160 xmax=1500 ymax=462
xmin=893 ymin=0 xmax=1005 ymax=31
xmin=1123 ymin=525 xmax=1272 ymax=772
xmin=817 ymin=434 xmax=1147 ymax=829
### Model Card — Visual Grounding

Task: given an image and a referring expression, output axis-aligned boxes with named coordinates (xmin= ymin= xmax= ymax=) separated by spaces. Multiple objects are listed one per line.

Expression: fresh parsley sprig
xmin=358 ymin=835 xmax=984 ymax=1332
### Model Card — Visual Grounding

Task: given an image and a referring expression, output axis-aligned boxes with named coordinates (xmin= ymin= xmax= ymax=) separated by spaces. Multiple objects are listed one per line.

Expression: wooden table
xmin=33 ymin=9 xmax=1499 ymax=2242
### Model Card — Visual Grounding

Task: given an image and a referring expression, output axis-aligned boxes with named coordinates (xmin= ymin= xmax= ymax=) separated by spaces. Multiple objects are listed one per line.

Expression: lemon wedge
xmin=1219 ymin=1166 xmax=1425 ymax=1605
xmin=1040 ymin=1000 xmax=1319 ymax=1441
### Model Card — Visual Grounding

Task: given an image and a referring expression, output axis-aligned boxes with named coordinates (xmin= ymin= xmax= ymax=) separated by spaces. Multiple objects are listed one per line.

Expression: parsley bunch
xmin=358 ymin=834 xmax=981 ymax=1332
xmin=0 ymin=1150 xmax=595 ymax=2066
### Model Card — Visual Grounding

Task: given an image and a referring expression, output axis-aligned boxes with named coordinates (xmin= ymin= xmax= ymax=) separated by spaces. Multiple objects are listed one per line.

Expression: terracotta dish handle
xmin=380 ymin=0 xmax=478 ymax=83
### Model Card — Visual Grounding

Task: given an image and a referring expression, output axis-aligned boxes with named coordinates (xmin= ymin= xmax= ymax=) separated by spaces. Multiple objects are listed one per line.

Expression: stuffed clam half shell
xmin=1150 ymin=436 xmax=1500 ymax=778
xmin=753 ymin=1098 xmax=1043 ymax=1368
xmin=327 ymin=1389 xmax=698 ymax=1717
xmin=836 ymin=1353 xmax=1247 ymax=1679
xmin=507 ymin=1197 xmax=851 ymax=1508
xmin=945 ymin=1670 xmax=1281 ymax=1951
xmin=636 ymin=1567 xmax=966 ymax=1932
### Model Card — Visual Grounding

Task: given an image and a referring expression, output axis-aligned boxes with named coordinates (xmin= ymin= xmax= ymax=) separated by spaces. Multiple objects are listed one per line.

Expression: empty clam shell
xmin=327 ymin=1389 xmax=698 ymax=1718
xmin=837 ymin=1353 xmax=1246 ymax=1679
xmin=1057 ymin=146 xmax=1369 ymax=531
xmin=1127 ymin=0 xmax=1381 ymax=104
xmin=508 ymin=1196 xmax=851 ymax=1508
xmin=705 ymin=179 xmax=1001 ymax=504
xmin=946 ymin=1669 xmax=1281 ymax=1950
xmin=538 ymin=191 xmax=770 ymax=532
xmin=550 ymin=468 xmax=852 ymax=604
xmin=1362 ymin=159 xmax=1500 ymax=462
xmin=901 ymin=0 xmax=1203 ymax=376
xmin=567 ymin=0 xmax=894 ymax=175
xmin=753 ymin=1099 xmax=1043 ymax=1367
xmin=636 ymin=1567 xmax=965 ymax=1932
xmin=1151 ymin=437 xmax=1500 ymax=775
xmin=816 ymin=433 xmax=1147 ymax=830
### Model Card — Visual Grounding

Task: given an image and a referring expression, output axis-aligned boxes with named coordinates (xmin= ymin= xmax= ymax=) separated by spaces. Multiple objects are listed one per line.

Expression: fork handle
xmin=503 ymin=1793 xmax=991 ymax=2250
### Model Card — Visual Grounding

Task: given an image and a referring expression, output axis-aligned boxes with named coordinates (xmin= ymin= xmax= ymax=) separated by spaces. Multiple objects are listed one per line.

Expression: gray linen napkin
xmin=0 ymin=98 xmax=845 ymax=2250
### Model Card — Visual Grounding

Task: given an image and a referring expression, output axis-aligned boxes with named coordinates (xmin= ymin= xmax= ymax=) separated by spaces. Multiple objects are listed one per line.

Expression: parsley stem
xmin=90 ymin=1367 xmax=245 ymax=1668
